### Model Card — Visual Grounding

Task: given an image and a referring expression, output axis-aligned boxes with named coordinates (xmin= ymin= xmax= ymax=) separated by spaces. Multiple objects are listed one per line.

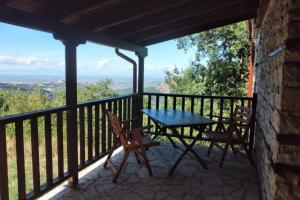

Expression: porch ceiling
xmin=0 ymin=0 xmax=259 ymax=50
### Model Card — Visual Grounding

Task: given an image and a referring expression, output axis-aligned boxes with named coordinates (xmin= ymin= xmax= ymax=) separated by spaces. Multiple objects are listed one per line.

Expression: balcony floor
xmin=47 ymin=143 xmax=259 ymax=200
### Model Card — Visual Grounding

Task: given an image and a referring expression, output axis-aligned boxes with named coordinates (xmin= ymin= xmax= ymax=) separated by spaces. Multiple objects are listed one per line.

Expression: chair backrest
xmin=228 ymin=105 xmax=254 ymax=142
xmin=106 ymin=111 xmax=127 ymax=148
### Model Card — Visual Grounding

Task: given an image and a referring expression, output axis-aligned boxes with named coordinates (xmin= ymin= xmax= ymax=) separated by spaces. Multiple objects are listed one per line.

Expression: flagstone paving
xmin=47 ymin=143 xmax=259 ymax=200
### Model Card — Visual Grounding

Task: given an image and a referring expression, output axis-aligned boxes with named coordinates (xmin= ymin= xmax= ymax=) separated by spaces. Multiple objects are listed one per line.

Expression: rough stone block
xmin=282 ymin=62 xmax=300 ymax=87
xmin=279 ymin=111 xmax=300 ymax=135
xmin=281 ymin=88 xmax=300 ymax=112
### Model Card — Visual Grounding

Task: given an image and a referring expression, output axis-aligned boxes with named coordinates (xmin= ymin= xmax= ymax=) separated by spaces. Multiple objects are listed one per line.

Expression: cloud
xmin=0 ymin=54 xmax=111 ymax=72
xmin=0 ymin=55 xmax=64 ymax=67
xmin=145 ymin=63 xmax=175 ymax=72
xmin=78 ymin=59 xmax=109 ymax=70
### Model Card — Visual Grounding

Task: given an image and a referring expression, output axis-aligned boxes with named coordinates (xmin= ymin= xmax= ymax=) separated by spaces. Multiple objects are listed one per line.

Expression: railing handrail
xmin=0 ymin=106 xmax=68 ymax=124
xmin=0 ymin=93 xmax=137 ymax=124
xmin=78 ymin=93 xmax=136 ymax=107
xmin=143 ymin=92 xmax=253 ymax=100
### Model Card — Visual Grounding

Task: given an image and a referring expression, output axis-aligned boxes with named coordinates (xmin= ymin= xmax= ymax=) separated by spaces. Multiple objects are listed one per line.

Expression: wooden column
xmin=54 ymin=33 xmax=85 ymax=187
xmin=135 ymin=52 xmax=147 ymax=127
xmin=249 ymin=92 xmax=257 ymax=154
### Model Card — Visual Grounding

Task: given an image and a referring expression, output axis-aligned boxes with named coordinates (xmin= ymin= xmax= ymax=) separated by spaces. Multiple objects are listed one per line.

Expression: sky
xmin=0 ymin=22 xmax=195 ymax=83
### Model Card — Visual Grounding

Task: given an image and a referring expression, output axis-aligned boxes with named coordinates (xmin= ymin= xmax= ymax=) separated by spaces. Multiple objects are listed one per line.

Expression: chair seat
xmin=204 ymin=131 xmax=231 ymax=142
xmin=141 ymin=136 xmax=160 ymax=147
xmin=127 ymin=136 xmax=160 ymax=148
xmin=204 ymin=131 xmax=246 ymax=144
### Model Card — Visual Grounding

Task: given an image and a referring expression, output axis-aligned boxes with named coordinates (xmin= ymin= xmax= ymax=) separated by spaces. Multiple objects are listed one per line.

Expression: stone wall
xmin=254 ymin=0 xmax=300 ymax=199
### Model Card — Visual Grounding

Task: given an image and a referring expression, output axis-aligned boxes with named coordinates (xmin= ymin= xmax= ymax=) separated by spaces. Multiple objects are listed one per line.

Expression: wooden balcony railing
xmin=0 ymin=92 xmax=257 ymax=200
xmin=0 ymin=94 xmax=137 ymax=200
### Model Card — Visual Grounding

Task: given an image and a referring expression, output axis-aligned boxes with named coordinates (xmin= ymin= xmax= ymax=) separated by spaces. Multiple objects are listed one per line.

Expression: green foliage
xmin=78 ymin=79 xmax=117 ymax=102
xmin=166 ymin=22 xmax=250 ymax=96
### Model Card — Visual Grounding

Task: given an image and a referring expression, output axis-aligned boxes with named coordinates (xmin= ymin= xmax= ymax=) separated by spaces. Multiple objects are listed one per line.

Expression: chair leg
xmin=219 ymin=143 xmax=230 ymax=167
xmin=113 ymin=151 xmax=129 ymax=183
xmin=207 ymin=142 xmax=214 ymax=156
xmin=134 ymin=151 xmax=141 ymax=164
xmin=104 ymin=147 xmax=116 ymax=168
xmin=104 ymin=140 xmax=120 ymax=168
xmin=230 ymin=144 xmax=237 ymax=155
xmin=243 ymin=144 xmax=255 ymax=167
xmin=139 ymin=148 xmax=153 ymax=176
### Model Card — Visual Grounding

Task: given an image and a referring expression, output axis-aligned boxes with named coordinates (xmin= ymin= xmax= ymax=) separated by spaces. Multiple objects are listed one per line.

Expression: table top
xmin=141 ymin=109 xmax=215 ymax=127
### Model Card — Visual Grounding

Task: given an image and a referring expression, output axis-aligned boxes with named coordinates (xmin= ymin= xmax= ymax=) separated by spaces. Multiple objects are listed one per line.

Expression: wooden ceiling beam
xmin=0 ymin=5 xmax=147 ymax=55
xmin=56 ymin=0 xmax=111 ymax=21
xmin=112 ymin=0 xmax=251 ymax=38
xmin=122 ymin=2 xmax=257 ymax=43
xmin=138 ymin=12 xmax=256 ymax=46
xmin=88 ymin=0 xmax=194 ymax=32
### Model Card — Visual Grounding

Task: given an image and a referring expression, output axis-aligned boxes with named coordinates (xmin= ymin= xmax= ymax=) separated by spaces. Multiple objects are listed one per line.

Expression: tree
xmin=166 ymin=22 xmax=250 ymax=96
xmin=50 ymin=79 xmax=118 ymax=106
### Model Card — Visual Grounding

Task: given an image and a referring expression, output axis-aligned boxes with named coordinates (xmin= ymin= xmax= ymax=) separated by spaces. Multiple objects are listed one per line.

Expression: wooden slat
xmin=125 ymin=1 xmax=255 ymax=42
xmin=123 ymin=98 xmax=127 ymax=121
xmin=173 ymin=96 xmax=176 ymax=109
xmin=164 ymin=96 xmax=168 ymax=109
xmin=87 ymin=106 xmax=93 ymax=160
xmin=107 ymin=102 xmax=112 ymax=149
xmin=127 ymin=97 xmax=131 ymax=121
xmin=147 ymin=95 xmax=151 ymax=127
xmin=219 ymin=98 xmax=224 ymax=120
xmin=114 ymin=0 xmax=236 ymax=37
xmin=101 ymin=103 xmax=107 ymax=153
xmin=112 ymin=100 xmax=118 ymax=143
xmin=58 ymin=0 xmax=110 ymax=20
xmin=209 ymin=98 xmax=214 ymax=131
xmin=181 ymin=97 xmax=185 ymax=136
xmin=56 ymin=111 xmax=64 ymax=179
xmin=118 ymin=99 xmax=123 ymax=121
xmin=30 ymin=117 xmax=40 ymax=192
xmin=44 ymin=114 xmax=53 ymax=186
xmin=138 ymin=11 xmax=256 ymax=46
xmin=90 ymin=0 xmax=190 ymax=32
xmin=95 ymin=104 xmax=100 ymax=156
xmin=230 ymin=99 xmax=234 ymax=118
xmin=0 ymin=123 xmax=9 ymax=200
xmin=199 ymin=97 xmax=203 ymax=115
xmin=155 ymin=95 xmax=160 ymax=133
xmin=79 ymin=107 xmax=85 ymax=165
xmin=15 ymin=120 xmax=26 ymax=199
xmin=190 ymin=97 xmax=195 ymax=136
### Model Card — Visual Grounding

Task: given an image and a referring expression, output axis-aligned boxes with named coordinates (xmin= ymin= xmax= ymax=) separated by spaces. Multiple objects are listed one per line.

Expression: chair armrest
xmin=121 ymin=118 xmax=138 ymax=124
xmin=121 ymin=118 xmax=138 ymax=130
xmin=123 ymin=125 xmax=153 ymax=135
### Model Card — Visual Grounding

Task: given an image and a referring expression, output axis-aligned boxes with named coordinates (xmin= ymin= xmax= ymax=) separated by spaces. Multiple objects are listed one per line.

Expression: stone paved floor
xmin=47 ymin=143 xmax=259 ymax=200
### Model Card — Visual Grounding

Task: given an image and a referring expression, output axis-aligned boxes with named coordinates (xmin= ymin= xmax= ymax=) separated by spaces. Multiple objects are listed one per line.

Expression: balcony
xmin=0 ymin=93 xmax=257 ymax=199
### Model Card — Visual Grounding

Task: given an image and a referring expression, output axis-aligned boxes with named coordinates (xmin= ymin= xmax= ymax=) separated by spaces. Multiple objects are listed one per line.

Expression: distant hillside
xmin=0 ymin=81 xmax=164 ymax=97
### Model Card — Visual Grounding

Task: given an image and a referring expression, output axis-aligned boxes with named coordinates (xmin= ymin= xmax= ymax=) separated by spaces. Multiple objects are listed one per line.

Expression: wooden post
xmin=54 ymin=33 xmax=85 ymax=187
xmin=135 ymin=52 xmax=147 ymax=127
xmin=0 ymin=123 xmax=8 ymax=200
xmin=247 ymin=19 xmax=255 ymax=97
xmin=249 ymin=92 xmax=257 ymax=154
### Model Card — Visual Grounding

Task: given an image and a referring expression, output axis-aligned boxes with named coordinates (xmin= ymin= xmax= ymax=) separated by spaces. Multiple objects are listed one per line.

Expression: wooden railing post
xmin=135 ymin=51 xmax=147 ymax=127
xmin=54 ymin=33 xmax=85 ymax=187
xmin=0 ymin=123 xmax=9 ymax=200
xmin=249 ymin=92 xmax=257 ymax=154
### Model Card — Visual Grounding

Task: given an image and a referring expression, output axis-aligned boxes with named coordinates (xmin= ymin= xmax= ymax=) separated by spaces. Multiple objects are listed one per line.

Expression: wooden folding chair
xmin=104 ymin=111 xmax=160 ymax=183
xmin=203 ymin=105 xmax=255 ymax=167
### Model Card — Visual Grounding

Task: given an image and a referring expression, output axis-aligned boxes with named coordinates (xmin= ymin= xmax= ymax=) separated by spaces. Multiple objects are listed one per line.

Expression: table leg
xmin=151 ymin=122 xmax=177 ymax=149
xmin=168 ymin=126 xmax=208 ymax=175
